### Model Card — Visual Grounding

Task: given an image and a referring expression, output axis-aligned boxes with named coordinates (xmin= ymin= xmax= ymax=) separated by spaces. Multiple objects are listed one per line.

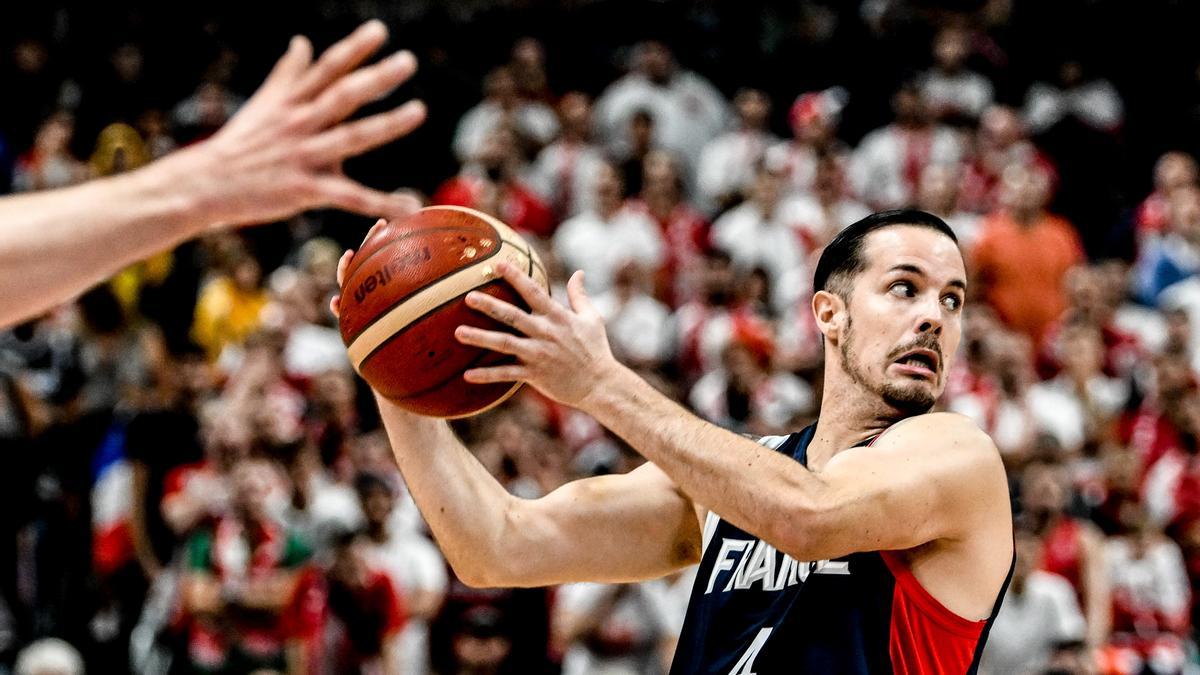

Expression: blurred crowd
xmin=5 ymin=1 xmax=1200 ymax=674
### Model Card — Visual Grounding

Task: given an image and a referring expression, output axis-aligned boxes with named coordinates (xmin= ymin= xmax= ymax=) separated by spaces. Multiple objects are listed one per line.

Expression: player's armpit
xmin=776 ymin=412 xmax=1007 ymax=562
xmin=483 ymin=462 xmax=702 ymax=588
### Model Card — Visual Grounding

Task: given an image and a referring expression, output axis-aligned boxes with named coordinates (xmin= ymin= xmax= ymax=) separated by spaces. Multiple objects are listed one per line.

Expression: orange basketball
xmin=338 ymin=206 xmax=548 ymax=418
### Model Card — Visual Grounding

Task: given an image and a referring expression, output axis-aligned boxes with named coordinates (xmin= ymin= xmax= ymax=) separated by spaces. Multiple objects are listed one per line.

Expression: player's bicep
xmin=510 ymin=462 xmax=701 ymax=585
xmin=800 ymin=414 xmax=1002 ymax=560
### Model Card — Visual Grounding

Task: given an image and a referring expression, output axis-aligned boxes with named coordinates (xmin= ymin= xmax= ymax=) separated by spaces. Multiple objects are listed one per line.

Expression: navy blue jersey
xmin=669 ymin=425 xmax=1010 ymax=674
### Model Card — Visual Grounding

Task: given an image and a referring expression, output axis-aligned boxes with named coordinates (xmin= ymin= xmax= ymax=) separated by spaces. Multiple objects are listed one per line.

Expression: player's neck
xmin=808 ymin=379 xmax=899 ymax=470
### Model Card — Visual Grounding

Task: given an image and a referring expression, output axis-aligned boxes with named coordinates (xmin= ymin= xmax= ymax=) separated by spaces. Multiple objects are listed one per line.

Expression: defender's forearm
xmin=0 ymin=148 xmax=205 ymax=327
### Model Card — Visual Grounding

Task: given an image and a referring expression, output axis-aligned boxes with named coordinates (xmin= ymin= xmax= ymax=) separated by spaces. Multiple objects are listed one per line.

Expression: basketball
xmin=338 ymin=205 xmax=548 ymax=418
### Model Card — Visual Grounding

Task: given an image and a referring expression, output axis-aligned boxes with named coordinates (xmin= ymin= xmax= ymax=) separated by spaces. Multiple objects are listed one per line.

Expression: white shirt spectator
xmin=1106 ymin=535 xmax=1191 ymax=630
xmin=697 ymin=129 xmax=779 ymax=210
xmin=452 ymin=99 xmax=559 ymax=163
xmin=1025 ymin=79 xmax=1124 ymax=134
xmin=980 ymin=570 xmax=1086 ymax=675
xmin=594 ymin=71 xmax=730 ymax=175
xmin=787 ymin=193 xmax=873 ymax=255
xmin=709 ymin=199 xmax=811 ymax=315
xmin=592 ymin=290 xmax=673 ymax=366
xmin=850 ymin=125 xmax=964 ymax=209
xmin=764 ymin=140 xmax=853 ymax=199
xmin=553 ymin=206 xmax=666 ymax=295
xmin=284 ymin=322 xmax=350 ymax=377
xmin=362 ymin=532 xmax=449 ymax=675
xmin=556 ymin=580 xmax=678 ymax=675
xmin=689 ymin=368 xmax=812 ymax=431
xmin=1157 ymin=277 xmax=1200 ymax=371
xmin=1027 ymin=374 xmax=1129 ymax=453
xmin=921 ymin=69 xmax=995 ymax=120
xmin=528 ymin=139 xmax=607 ymax=218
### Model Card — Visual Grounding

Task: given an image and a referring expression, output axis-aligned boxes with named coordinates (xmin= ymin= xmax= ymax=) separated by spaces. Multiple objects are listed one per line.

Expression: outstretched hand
xmin=453 ymin=263 xmax=623 ymax=409
xmin=177 ymin=21 xmax=426 ymax=230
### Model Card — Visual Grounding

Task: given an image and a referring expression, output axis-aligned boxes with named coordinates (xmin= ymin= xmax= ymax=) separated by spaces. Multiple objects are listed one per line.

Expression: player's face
xmin=838 ymin=226 xmax=966 ymax=415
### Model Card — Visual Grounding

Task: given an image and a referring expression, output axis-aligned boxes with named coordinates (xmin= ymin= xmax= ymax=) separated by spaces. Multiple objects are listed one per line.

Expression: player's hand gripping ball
xmin=337 ymin=206 xmax=548 ymax=417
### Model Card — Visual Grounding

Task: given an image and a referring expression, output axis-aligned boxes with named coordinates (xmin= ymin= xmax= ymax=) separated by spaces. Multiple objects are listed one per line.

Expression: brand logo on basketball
xmin=353 ymin=246 xmax=433 ymax=303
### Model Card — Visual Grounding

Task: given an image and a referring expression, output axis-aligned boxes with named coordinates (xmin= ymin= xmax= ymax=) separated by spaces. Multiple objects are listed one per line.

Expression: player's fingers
xmin=304 ymin=50 xmax=417 ymax=129
xmin=463 ymin=365 xmax=526 ymax=384
xmin=292 ymin=20 xmax=389 ymax=102
xmin=454 ymin=326 xmax=536 ymax=359
xmin=259 ymin=35 xmax=313 ymax=97
xmin=300 ymin=99 xmax=425 ymax=165
xmin=566 ymin=270 xmax=600 ymax=318
xmin=463 ymin=291 xmax=549 ymax=336
xmin=336 ymin=249 xmax=354 ymax=287
xmin=495 ymin=262 xmax=557 ymax=316
xmin=313 ymin=176 xmax=418 ymax=219
xmin=330 ymin=294 xmax=342 ymax=319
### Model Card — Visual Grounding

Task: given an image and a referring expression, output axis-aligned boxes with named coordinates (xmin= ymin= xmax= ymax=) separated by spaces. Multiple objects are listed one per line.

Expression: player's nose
xmin=915 ymin=294 xmax=943 ymax=336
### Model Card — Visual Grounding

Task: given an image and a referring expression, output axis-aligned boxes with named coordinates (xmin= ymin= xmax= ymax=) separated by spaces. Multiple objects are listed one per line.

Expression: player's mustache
xmin=887 ymin=335 xmax=943 ymax=369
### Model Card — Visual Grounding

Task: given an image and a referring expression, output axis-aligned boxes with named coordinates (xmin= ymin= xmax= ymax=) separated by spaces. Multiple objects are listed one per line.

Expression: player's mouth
xmin=891 ymin=349 xmax=939 ymax=380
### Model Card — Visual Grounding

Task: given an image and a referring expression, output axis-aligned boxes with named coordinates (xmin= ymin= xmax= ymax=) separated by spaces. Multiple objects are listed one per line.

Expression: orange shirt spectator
xmin=972 ymin=167 xmax=1084 ymax=343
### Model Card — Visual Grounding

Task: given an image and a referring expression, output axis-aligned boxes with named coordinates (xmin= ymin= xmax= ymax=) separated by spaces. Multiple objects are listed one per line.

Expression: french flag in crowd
xmin=92 ymin=422 xmax=133 ymax=576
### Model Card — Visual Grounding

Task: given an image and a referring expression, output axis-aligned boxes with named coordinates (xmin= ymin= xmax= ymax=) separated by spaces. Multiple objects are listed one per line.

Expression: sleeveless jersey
xmin=669 ymin=425 xmax=1012 ymax=674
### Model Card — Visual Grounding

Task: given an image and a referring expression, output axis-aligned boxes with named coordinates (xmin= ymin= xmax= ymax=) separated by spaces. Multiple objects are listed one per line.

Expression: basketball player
xmin=333 ymin=210 xmax=1013 ymax=673
xmin=0 ymin=20 xmax=425 ymax=329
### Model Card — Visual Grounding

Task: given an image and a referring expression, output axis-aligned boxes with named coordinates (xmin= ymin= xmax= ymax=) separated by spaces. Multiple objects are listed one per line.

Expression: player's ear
xmin=812 ymin=289 xmax=845 ymax=344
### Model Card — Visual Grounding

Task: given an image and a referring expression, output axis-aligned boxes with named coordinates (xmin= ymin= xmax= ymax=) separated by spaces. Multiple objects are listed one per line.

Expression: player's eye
xmin=942 ymin=294 xmax=963 ymax=312
xmin=889 ymin=281 xmax=915 ymax=298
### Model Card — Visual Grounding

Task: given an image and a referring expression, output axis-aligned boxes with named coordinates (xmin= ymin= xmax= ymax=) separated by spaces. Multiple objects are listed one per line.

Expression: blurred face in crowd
xmin=231 ymin=256 xmax=262 ymax=292
xmin=557 ymin=92 xmax=592 ymax=139
xmin=1059 ymin=323 xmax=1104 ymax=380
xmin=331 ymin=537 xmax=370 ymax=588
xmin=1169 ymin=184 xmax=1200 ymax=244
xmin=823 ymin=226 xmax=966 ymax=416
xmin=917 ymin=164 xmax=960 ymax=215
xmin=629 ymin=110 xmax=655 ymax=153
xmin=111 ymin=43 xmax=143 ymax=82
xmin=360 ymin=481 xmax=394 ymax=530
xmin=1166 ymin=308 xmax=1191 ymax=355
xmin=636 ymin=41 xmax=675 ymax=84
xmin=1155 ymin=151 xmax=1198 ymax=193
xmin=593 ymin=162 xmax=624 ymax=214
xmin=698 ymin=251 xmax=735 ymax=305
xmin=892 ymin=86 xmax=928 ymax=127
xmin=484 ymin=67 xmax=518 ymax=108
xmin=1063 ymin=265 xmax=1107 ymax=322
xmin=933 ymin=27 xmax=970 ymax=72
xmin=978 ymin=105 xmax=1023 ymax=150
xmin=232 ymin=458 xmax=277 ymax=522
xmin=1012 ymin=530 xmax=1040 ymax=586
xmin=1022 ymin=462 xmax=1068 ymax=520
xmin=734 ymin=89 xmax=771 ymax=130
xmin=642 ymin=150 xmax=681 ymax=200
xmin=35 ymin=113 xmax=74 ymax=156
xmin=812 ymin=154 xmax=846 ymax=203
xmin=750 ymin=164 xmax=785 ymax=211
xmin=1000 ymin=164 xmax=1051 ymax=219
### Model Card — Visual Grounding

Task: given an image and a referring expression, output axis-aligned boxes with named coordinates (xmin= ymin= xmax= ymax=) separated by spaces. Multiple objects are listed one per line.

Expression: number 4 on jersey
xmin=729 ymin=627 xmax=773 ymax=675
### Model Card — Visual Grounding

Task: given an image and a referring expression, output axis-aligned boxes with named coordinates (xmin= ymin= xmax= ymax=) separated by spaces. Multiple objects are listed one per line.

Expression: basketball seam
xmin=398 ymin=342 xmax=505 ymax=401
xmin=342 ymin=223 xmax=504 ymax=345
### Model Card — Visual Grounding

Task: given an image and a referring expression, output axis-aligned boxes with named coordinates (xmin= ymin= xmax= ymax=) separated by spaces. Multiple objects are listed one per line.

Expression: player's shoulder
xmin=878 ymin=412 xmax=999 ymax=458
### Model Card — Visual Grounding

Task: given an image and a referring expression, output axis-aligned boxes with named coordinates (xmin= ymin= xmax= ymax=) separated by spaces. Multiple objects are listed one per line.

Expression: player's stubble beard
xmin=839 ymin=316 xmax=938 ymax=417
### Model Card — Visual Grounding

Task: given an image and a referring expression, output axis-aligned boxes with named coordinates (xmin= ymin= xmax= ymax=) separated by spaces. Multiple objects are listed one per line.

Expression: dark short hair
xmin=813 ymin=209 xmax=958 ymax=297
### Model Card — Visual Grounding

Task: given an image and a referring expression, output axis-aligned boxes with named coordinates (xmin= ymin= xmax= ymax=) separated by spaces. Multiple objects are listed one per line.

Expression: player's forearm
xmin=374 ymin=394 xmax=525 ymax=585
xmin=0 ymin=148 xmax=206 ymax=327
xmin=582 ymin=364 xmax=832 ymax=557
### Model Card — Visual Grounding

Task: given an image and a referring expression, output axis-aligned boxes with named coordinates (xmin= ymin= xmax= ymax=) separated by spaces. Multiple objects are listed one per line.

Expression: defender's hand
xmin=175 ymin=21 xmax=426 ymax=231
xmin=454 ymin=263 xmax=622 ymax=409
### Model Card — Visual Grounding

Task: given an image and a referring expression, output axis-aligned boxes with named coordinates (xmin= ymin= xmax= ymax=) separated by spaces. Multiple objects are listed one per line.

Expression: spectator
xmin=552 ymin=161 xmax=665 ymax=295
xmin=788 ymin=152 xmax=871 ymax=260
xmin=765 ymin=87 xmax=850 ymax=199
xmin=178 ymin=457 xmax=316 ymax=674
xmin=453 ymin=66 xmax=558 ymax=164
xmin=633 ymin=150 xmax=709 ymax=305
xmin=850 ymin=81 xmax=964 ymax=210
xmin=672 ymin=247 xmax=739 ymax=384
xmin=1038 ymin=265 xmax=1145 ymax=381
xmin=528 ymin=92 xmax=606 ymax=219
xmin=916 ymin=163 xmax=981 ymax=248
xmin=191 ymin=249 xmax=269 ymax=361
xmin=12 ymin=112 xmax=88 ymax=192
xmin=433 ymin=124 xmax=556 ymax=238
xmin=319 ymin=529 xmax=408 ymax=675
xmin=697 ymin=88 xmax=779 ymax=213
xmin=1135 ymin=151 xmax=1199 ymax=246
xmin=592 ymin=261 xmax=673 ymax=369
xmin=980 ymin=530 xmax=1086 ymax=675
xmin=1136 ymin=184 xmax=1200 ymax=306
xmin=958 ymin=105 xmax=1056 ymax=215
xmin=171 ymin=80 xmax=244 ymax=145
xmin=971 ymin=164 xmax=1085 ymax=343
xmin=615 ymin=108 xmax=657 ymax=199
xmin=356 ymin=472 xmax=448 ymax=675
xmin=1025 ymin=59 xmax=1124 ymax=135
xmin=709 ymin=162 xmax=808 ymax=316
xmin=552 ymin=579 xmax=677 ymax=675
xmin=594 ymin=40 xmax=730 ymax=178
xmin=920 ymin=25 xmax=994 ymax=123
